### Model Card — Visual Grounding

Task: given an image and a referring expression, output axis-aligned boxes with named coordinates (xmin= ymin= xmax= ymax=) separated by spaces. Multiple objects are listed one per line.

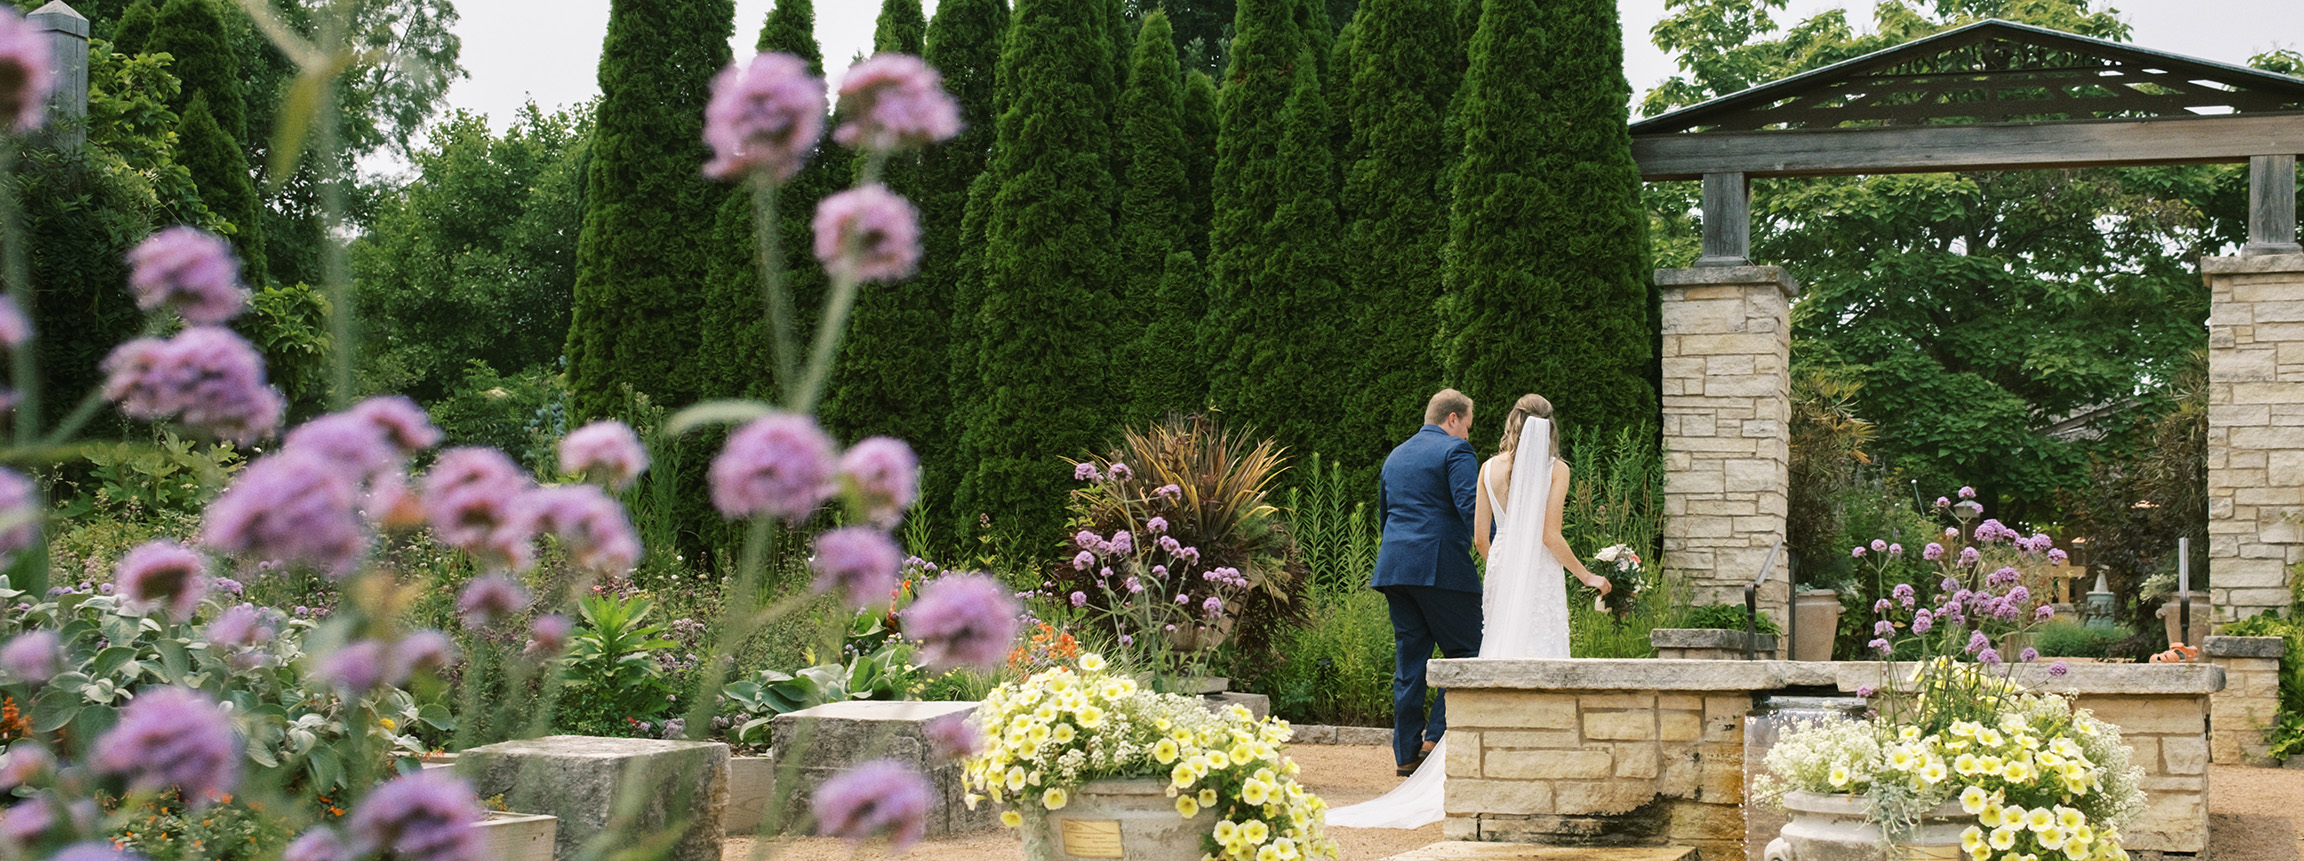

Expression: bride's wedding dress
xmin=1324 ymin=419 xmax=1566 ymax=829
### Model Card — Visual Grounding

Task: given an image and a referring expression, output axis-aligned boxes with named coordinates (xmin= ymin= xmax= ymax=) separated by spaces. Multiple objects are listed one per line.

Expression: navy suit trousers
xmin=1381 ymin=585 xmax=1482 ymax=767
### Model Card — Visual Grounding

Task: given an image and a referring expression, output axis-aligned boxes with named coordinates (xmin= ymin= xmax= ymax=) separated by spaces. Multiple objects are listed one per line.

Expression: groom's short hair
xmin=1424 ymin=389 xmax=1472 ymax=425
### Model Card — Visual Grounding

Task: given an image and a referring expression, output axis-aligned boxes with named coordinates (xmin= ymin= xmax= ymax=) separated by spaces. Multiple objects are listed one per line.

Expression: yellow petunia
xmin=1828 ymin=766 xmax=1851 ymax=788
xmin=1242 ymin=780 xmax=1271 ymax=806
xmin=1044 ymin=787 xmax=1069 ymax=810
xmin=1002 ymin=810 xmax=1023 ymax=828
xmin=1007 ymin=767 xmax=1028 ymax=792
xmin=1172 ymin=762 xmax=1198 ymax=789
xmin=1053 ymin=724 xmax=1077 ymax=744
xmin=1961 ymin=826 xmax=1988 ymax=854
xmin=1080 ymin=653 xmax=1106 ymax=672
xmin=1241 ymin=820 xmax=1270 ymax=845
xmin=1214 ymin=821 xmax=1240 ymax=843
xmin=2056 ymin=807 xmax=2085 ymax=830
xmin=2027 ymin=807 xmax=2056 ymax=833
xmin=1077 ymin=705 xmax=1105 ymax=728
xmin=1955 ymin=754 xmax=1982 ymax=776
xmin=1991 ymin=827 xmax=2020 ymax=851
xmin=1177 ymin=796 xmax=1201 ymax=818
xmin=1155 ymin=738 xmax=1182 ymax=764
xmin=1961 ymin=786 xmax=1993 ymax=815
xmin=1200 ymin=788 xmax=1219 ymax=807
xmin=1920 ymin=761 xmax=1949 ymax=785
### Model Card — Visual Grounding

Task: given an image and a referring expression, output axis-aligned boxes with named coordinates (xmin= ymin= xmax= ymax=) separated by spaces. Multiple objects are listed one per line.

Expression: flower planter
xmin=475 ymin=811 xmax=557 ymax=861
xmin=1022 ymin=778 xmax=1208 ymax=861
xmin=2157 ymin=591 xmax=2211 ymax=648
xmin=1791 ymin=590 xmax=1841 ymax=661
xmin=1764 ymin=791 xmax=1968 ymax=861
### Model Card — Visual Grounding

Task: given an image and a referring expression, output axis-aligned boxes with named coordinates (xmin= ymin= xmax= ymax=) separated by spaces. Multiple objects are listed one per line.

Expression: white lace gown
xmin=1324 ymin=419 xmax=1567 ymax=829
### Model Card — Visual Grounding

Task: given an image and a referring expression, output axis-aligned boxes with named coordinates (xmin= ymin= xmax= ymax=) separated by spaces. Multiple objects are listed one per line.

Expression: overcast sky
xmin=444 ymin=0 xmax=2302 ymax=138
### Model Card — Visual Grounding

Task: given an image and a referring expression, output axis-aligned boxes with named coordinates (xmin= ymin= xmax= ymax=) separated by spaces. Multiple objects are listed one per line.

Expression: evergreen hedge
xmin=1205 ymin=0 xmax=1351 ymax=479
xmin=565 ymin=0 xmax=733 ymax=419
xmin=175 ymin=94 xmax=266 ymax=283
xmin=1116 ymin=11 xmax=1195 ymax=426
xmin=1439 ymin=0 xmax=1656 ymax=450
xmin=952 ymin=0 xmax=1123 ymax=545
xmin=1338 ymin=0 xmax=1457 ymax=479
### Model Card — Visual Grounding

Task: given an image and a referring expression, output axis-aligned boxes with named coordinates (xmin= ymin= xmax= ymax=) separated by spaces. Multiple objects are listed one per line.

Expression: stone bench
xmin=1427 ymin=658 xmax=2223 ymax=858
xmin=458 ymin=735 xmax=728 ymax=861
xmin=768 ymin=700 xmax=995 ymax=838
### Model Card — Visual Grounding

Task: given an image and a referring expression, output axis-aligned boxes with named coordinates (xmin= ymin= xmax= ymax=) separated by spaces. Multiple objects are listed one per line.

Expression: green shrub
xmin=114 ymin=793 xmax=298 ymax=861
xmin=1285 ymin=453 xmax=1379 ymax=594
xmin=1237 ymin=585 xmax=1393 ymax=727
xmin=2031 ymin=620 xmax=2124 ymax=658
xmin=2222 ymin=614 xmax=2304 ymax=759
xmin=1675 ymin=602 xmax=1783 ymax=634
xmin=556 ymin=592 xmax=680 ymax=735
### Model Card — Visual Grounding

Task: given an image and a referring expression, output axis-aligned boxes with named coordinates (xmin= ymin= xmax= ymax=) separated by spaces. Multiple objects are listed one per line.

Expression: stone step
xmin=1381 ymin=842 xmax=1696 ymax=861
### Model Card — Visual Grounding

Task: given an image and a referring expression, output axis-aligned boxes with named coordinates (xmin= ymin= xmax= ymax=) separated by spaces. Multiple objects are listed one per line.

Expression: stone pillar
xmin=2204 ymin=253 xmax=2304 ymax=622
xmin=27 ymin=2 xmax=86 ymax=147
xmin=1657 ymin=265 xmax=1798 ymax=622
xmin=2204 ymin=635 xmax=2284 ymax=766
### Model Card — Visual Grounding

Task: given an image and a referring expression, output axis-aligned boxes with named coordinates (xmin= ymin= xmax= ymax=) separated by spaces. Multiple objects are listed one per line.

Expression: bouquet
xmin=1589 ymin=543 xmax=1645 ymax=615
xmin=963 ymin=654 xmax=1339 ymax=861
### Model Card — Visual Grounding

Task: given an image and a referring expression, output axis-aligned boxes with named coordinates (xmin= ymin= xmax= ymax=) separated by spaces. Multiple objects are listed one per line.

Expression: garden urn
xmin=1791 ymin=590 xmax=1841 ymax=661
xmin=1022 ymin=778 xmax=1209 ymax=861
xmin=1764 ymin=790 xmax=1968 ymax=861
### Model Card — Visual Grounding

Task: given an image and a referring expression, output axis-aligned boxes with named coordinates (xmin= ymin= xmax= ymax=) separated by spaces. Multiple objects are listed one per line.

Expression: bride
xmin=1326 ymin=394 xmax=1611 ymax=829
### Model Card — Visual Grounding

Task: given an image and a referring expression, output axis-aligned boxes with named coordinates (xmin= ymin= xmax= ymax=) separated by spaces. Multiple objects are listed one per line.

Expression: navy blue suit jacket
xmin=1371 ymin=424 xmax=1481 ymax=593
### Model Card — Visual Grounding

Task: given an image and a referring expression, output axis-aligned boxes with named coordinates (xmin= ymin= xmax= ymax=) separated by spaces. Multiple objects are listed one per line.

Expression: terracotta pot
xmin=1764 ymin=790 xmax=1969 ymax=861
xmin=1022 ymin=778 xmax=1209 ymax=861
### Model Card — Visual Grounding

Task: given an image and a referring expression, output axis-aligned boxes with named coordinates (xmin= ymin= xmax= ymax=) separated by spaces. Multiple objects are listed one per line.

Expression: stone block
xmin=2073 ymin=696 xmax=2206 ymax=735
xmin=1659 ymin=712 xmax=1703 ymax=743
xmin=1290 ymin=724 xmax=1336 ymax=744
xmin=1553 ymin=780 xmax=1657 ymax=816
xmin=2161 ymin=735 xmax=2208 ymax=775
xmin=1206 ymin=691 xmax=1269 ymax=719
xmin=1335 ymin=725 xmax=1393 ymax=746
xmin=1487 ymin=749 xmax=1613 ymax=780
xmin=1614 ymin=744 xmax=1660 ymax=779
xmin=768 ymin=700 xmax=993 ymax=838
xmin=724 ymin=756 xmax=773 ymax=835
xmin=1582 ymin=693 xmax=1658 ymax=711
xmin=459 ymin=735 xmax=729 ymax=861
xmin=1451 ymin=693 xmax=1579 ymax=730
xmin=1584 ymin=711 xmax=1656 ymax=741
xmin=1447 ymin=778 xmax=1555 ymax=815
xmin=1488 ymin=729 xmax=1582 ymax=749
xmin=1448 ymin=731 xmax=1482 ymax=777
xmin=2204 ymin=636 xmax=2285 ymax=659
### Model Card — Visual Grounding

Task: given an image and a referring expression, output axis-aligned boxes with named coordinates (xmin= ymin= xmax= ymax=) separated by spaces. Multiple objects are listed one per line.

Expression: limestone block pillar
xmin=2204 ymin=253 xmax=2304 ymax=622
xmin=1657 ymin=265 xmax=1798 ymax=622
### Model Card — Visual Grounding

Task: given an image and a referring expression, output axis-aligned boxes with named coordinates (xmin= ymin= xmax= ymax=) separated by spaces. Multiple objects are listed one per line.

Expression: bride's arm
xmin=1473 ymin=461 xmax=1494 ymax=561
xmin=1543 ymin=465 xmax=1609 ymax=594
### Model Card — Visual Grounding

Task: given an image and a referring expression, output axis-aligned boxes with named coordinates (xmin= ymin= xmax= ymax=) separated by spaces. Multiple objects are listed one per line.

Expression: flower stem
xmin=785 ymin=152 xmax=888 ymax=415
xmin=748 ymin=180 xmax=797 ymax=406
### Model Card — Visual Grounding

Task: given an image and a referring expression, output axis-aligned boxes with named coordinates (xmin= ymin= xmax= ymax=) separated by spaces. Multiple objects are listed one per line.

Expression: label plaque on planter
xmin=1060 ymin=819 xmax=1125 ymax=858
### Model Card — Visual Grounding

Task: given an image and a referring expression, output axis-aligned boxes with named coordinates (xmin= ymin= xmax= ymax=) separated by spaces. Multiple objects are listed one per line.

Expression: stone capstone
xmin=2203 ymin=635 xmax=2285 ymax=659
xmin=458 ymin=735 xmax=728 ymax=861
xmin=768 ymin=700 xmax=995 ymax=839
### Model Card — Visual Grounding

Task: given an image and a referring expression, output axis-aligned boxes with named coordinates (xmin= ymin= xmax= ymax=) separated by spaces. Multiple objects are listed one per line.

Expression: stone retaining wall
xmin=2205 ymin=635 xmax=2285 ymax=767
xmin=2203 ymin=253 xmax=2304 ymax=622
xmin=1428 ymin=659 xmax=2223 ymax=860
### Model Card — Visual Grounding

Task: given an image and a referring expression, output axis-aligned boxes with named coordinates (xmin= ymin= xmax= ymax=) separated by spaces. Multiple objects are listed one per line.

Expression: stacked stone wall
xmin=1656 ymin=266 xmax=1797 ymax=621
xmin=2205 ymin=635 xmax=2284 ymax=767
xmin=2204 ymin=254 xmax=2304 ymax=622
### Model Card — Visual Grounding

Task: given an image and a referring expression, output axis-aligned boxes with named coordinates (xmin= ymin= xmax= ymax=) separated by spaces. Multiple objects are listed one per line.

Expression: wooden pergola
xmin=1628 ymin=18 xmax=2304 ymax=265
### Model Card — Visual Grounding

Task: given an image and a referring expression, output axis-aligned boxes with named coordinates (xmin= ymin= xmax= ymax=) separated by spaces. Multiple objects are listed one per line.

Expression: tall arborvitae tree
xmin=826 ymin=0 xmax=1007 ymax=539
xmin=143 ymin=0 xmax=264 ymax=282
xmin=1116 ymin=12 xmax=1196 ymax=423
xmin=1337 ymin=0 xmax=1456 ymax=481
xmin=1204 ymin=0 xmax=1350 ymax=466
xmin=873 ymin=0 xmax=927 ymax=53
xmin=698 ymin=0 xmax=833 ymax=401
xmin=952 ymin=0 xmax=1121 ymax=544
xmin=1439 ymin=0 xmax=1655 ymax=447
xmin=1179 ymin=70 xmax=1218 ymax=261
xmin=112 ymin=0 xmax=158 ymax=53
xmin=565 ymin=0 xmax=734 ymax=419
xmin=176 ymin=95 xmax=266 ymax=280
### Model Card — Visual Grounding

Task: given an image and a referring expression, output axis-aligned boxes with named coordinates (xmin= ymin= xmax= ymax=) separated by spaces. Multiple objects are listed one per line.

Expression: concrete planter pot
xmin=475 ymin=812 xmax=557 ymax=861
xmin=2156 ymin=592 xmax=2211 ymax=648
xmin=1792 ymin=591 xmax=1842 ymax=661
xmin=1764 ymin=791 xmax=1968 ymax=861
xmin=1022 ymin=778 xmax=1208 ymax=861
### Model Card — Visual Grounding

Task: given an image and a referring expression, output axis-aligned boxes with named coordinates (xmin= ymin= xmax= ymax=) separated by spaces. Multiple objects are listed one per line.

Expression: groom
xmin=1372 ymin=389 xmax=1483 ymax=777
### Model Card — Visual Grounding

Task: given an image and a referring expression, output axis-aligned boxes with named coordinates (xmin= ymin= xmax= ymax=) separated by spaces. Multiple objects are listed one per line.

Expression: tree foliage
xmin=1204 ymin=0 xmax=1351 ymax=474
xmin=874 ymin=0 xmax=928 ymax=53
xmin=1115 ymin=11 xmax=1196 ymax=425
xmin=566 ymin=0 xmax=734 ymax=420
xmin=952 ymin=0 xmax=1123 ymax=544
xmin=1440 ymin=0 xmax=1656 ymax=451
xmin=175 ymin=93 xmax=267 ymax=282
xmin=354 ymin=106 xmax=591 ymax=404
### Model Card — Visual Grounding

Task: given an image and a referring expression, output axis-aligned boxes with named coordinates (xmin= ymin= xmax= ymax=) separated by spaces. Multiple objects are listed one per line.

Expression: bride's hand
xmin=1582 ymin=572 xmax=1612 ymax=595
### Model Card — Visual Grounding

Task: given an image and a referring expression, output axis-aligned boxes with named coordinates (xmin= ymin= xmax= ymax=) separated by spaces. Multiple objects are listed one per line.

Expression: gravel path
xmin=724 ymin=748 xmax=2298 ymax=860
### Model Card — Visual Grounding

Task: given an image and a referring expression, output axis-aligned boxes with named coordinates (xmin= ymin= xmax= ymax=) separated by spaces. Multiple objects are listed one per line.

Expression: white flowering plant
xmin=963 ymin=654 xmax=1339 ymax=861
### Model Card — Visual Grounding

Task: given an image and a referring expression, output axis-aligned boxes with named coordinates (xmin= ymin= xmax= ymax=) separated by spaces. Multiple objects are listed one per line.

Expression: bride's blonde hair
xmin=1495 ymin=394 xmax=1557 ymax=461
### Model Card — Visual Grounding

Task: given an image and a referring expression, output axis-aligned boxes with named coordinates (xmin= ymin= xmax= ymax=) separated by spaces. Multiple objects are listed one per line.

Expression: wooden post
xmin=1697 ymin=171 xmax=1749 ymax=267
xmin=2245 ymin=154 xmax=2301 ymax=257
xmin=28 ymin=1 xmax=86 ymax=149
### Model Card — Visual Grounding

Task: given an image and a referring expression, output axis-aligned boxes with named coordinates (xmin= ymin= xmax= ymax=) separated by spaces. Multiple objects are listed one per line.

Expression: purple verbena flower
xmin=2019 ymin=647 xmax=2040 ymax=663
xmin=1966 ymin=630 xmax=1990 ymax=654
xmin=1856 ymin=686 xmax=1876 ymax=698
xmin=1201 ymin=596 xmax=1223 ymax=618
xmin=1935 ymin=496 xmax=1950 ymax=508
xmin=1073 ymin=530 xmax=1099 ymax=550
xmin=1071 ymin=550 xmax=1094 ymax=571
xmin=316 ymin=639 xmax=395 ymax=693
xmin=0 ymin=294 xmax=27 ymax=349
xmin=2035 ymin=604 xmax=2056 ymax=622
xmin=351 ymin=396 xmax=442 ymax=453
xmin=206 ymin=603 xmax=272 ymax=649
xmin=1979 ymin=648 xmax=2002 ymax=666
xmin=282 ymin=827 xmax=350 ymax=861
xmin=526 ymin=614 xmax=572 ymax=657
xmin=344 ymin=771 xmax=486 ymax=861
xmin=813 ymin=184 xmax=921 ymax=283
xmin=839 ymin=437 xmax=917 ymax=527
xmin=395 ymin=630 xmax=458 ymax=676
xmin=1912 ymin=610 xmax=1934 ymax=634
xmin=1892 ymin=583 xmax=1915 ymax=606
xmin=1154 ymin=483 xmax=1181 ymax=501
xmin=1959 ymin=486 xmax=1976 ymax=499
xmin=1923 ymin=543 xmax=1944 ymax=561
xmin=0 ymin=797 xmax=61 ymax=846
xmin=92 ymin=686 xmax=240 ymax=802
xmin=1109 ymin=463 xmax=1134 ymax=482
xmin=101 ymin=327 xmax=285 ymax=443
xmin=0 ymin=8 xmax=52 ymax=132
xmin=0 ymin=630 xmax=59 ymax=683
xmin=812 ymin=527 xmax=903 ymax=609
xmin=424 ymin=448 xmax=538 ymax=571
xmin=832 ymin=53 xmax=960 ymax=152
xmin=283 ymin=412 xmax=402 ymax=480
xmin=2049 ymin=660 xmax=2069 ymax=677
xmin=703 ymin=52 xmax=826 ymax=182
xmin=457 ymin=575 xmax=529 ymax=629
xmin=1073 ymin=462 xmax=1101 ymax=481
xmin=2006 ymin=585 xmax=2030 ymax=605
xmin=1850 ymin=545 xmax=1865 ymax=558
xmin=559 ymin=421 xmax=648 ymax=490
xmin=1873 ymin=620 xmax=1894 ymax=637
xmin=1888 ymin=543 xmax=1903 ymax=556
xmin=2048 ymin=548 xmax=2069 ymax=565
xmin=0 ymin=743 xmax=52 ymax=790
xmin=902 ymin=573 xmax=1021 ymax=671
xmin=202 ymin=451 xmax=366 ymax=576
xmin=811 ymin=759 xmax=934 ymax=850
xmin=925 ymin=713 xmax=981 ymax=761
xmin=115 ymin=541 xmax=208 ymax=621
xmin=1873 ymin=598 xmax=1891 ymax=614
xmin=1147 ymin=516 xmax=1168 ymax=534
xmin=1868 ymin=638 xmax=1891 ymax=655
xmin=1109 ymin=531 xmax=1133 ymax=555
xmin=1957 ymin=547 xmax=1981 ymax=567
xmin=710 ymin=413 xmax=838 ymax=522
xmin=522 ymin=484 xmax=642 ymax=575
xmin=127 ymin=227 xmax=245 ymax=324
xmin=1870 ymin=539 xmax=1887 ymax=553
xmin=1069 ymin=591 xmax=1087 ymax=608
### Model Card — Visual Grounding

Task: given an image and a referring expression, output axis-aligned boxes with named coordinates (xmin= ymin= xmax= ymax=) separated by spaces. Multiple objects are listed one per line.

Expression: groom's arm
xmin=1446 ymin=443 xmax=1478 ymax=526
